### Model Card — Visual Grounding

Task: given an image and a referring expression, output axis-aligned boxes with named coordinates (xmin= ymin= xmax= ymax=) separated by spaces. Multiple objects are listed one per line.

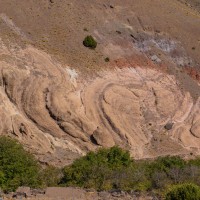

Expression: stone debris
xmin=151 ymin=55 xmax=161 ymax=63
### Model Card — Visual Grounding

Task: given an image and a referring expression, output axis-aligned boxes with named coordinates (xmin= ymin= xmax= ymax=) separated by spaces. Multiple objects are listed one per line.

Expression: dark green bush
xmin=150 ymin=156 xmax=186 ymax=173
xmin=188 ymin=157 xmax=200 ymax=167
xmin=39 ymin=166 xmax=63 ymax=187
xmin=0 ymin=136 xmax=41 ymax=192
xmin=165 ymin=183 xmax=200 ymax=200
xmin=61 ymin=146 xmax=132 ymax=190
xmin=105 ymin=57 xmax=110 ymax=62
xmin=83 ymin=35 xmax=97 ymax=49
xmin=61 ymin=149 xmax=200 ymax=193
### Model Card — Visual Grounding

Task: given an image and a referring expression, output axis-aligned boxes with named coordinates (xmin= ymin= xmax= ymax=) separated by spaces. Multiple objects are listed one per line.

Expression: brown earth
xmin=0 ymin=0 xmax=200 ymax=166
xmin=178 ymin=0 xmax=200 ymax=12
xmin=3 ymin=187 xmax=156 ymax=200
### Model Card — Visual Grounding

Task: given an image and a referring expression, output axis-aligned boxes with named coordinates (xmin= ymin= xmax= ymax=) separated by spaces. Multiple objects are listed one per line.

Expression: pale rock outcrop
xmin=0 ymin=39 xmax=200 ymax=166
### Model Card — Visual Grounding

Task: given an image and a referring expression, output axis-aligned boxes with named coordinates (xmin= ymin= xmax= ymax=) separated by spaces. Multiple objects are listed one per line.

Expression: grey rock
xmin=151 ymin=55 xmax=161 ymax=63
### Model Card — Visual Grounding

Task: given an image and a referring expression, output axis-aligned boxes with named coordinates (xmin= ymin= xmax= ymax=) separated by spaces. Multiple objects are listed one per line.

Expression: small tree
xmin=61 ymin=146 xmax=132 ymax=190
xmin=165 ymin=183 xmax=200 ymax=200
xmin=0 ymin=136 xmax=41 ymax=192
xmin=39 ymin=166 xmax=63 ymax=187
xmin=83 ymin=35 xmax=97 ymax=49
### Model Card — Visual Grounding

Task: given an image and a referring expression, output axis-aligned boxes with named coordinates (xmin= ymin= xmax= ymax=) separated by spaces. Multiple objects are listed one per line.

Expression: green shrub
xmin=165 ymin=183 xmax=200 ymax=200
xmin=149 ymin=156 xmax=186 ymax=174
xmin=61 ymin=146 xmax=132 ymax=190
xmin=39 ymin=166 xmax=63 ymax=187
xmin=106 ymin=146 xmax=132 ymax=168
xmin=83 ymin=35 xmax=97 ymax=49
xmin=0 ymin=136 xmax=41 ymax=192
xmin=188 ymin=157 xmax=200 ymax=167
xmin=105 ymin=57 xmax=110 ymax=62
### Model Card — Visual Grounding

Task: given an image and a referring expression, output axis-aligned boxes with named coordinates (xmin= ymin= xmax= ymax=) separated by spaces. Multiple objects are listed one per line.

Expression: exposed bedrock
xmin=0 ymin=42 xmax=200 ymax=166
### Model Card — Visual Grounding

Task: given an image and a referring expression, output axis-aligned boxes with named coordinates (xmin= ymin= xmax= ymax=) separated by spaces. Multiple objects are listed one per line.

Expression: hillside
xmin=0 ymin=0 xmax=200 ymax=166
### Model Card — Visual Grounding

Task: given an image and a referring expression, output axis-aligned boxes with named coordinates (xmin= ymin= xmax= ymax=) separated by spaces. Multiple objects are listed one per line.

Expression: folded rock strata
xmin=0 ymin=40 xmax=200 ymax=166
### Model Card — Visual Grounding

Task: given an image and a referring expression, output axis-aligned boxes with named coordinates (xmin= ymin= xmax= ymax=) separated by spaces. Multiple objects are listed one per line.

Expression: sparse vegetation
xmin=105 ymin=57 xmax=110 ymax=62
xmin=60 ymin=149 xmax=200 ymax=196
xmin=83 ymin=28 xmax=88 ymax=32
xmin=165 ymin=183 xmax=200 ymax=200
xmin=83 ymin=35 xmax=97 ymax=49
xmin=39 ymin=166 xmax=63 ymax=187
xmin=2 ymin=138 xmax=200 ymax=199
xmin=116 ymin=30 xmax=121 ymax=34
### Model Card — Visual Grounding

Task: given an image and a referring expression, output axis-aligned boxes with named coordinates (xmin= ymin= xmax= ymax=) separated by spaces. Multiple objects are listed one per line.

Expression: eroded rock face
xmin=0 ymin=39 xmax=200 ymax=166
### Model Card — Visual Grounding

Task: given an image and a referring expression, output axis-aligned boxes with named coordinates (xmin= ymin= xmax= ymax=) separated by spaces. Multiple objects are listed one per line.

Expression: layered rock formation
xmin=1 ymin=37 xmax=200 ymax=166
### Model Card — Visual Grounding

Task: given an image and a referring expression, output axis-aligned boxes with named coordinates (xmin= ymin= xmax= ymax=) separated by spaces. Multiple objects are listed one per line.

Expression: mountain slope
xmin=0 ymin=0 xmax=200 ymax=166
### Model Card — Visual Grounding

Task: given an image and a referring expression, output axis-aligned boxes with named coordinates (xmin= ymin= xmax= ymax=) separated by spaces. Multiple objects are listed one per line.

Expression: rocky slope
xmin=0 ymin=0 xmax=200 ymax=166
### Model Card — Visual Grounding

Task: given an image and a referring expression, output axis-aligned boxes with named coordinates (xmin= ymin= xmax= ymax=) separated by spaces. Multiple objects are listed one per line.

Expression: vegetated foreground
xmin=2 ymin=136 xmax=200 ymax=200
